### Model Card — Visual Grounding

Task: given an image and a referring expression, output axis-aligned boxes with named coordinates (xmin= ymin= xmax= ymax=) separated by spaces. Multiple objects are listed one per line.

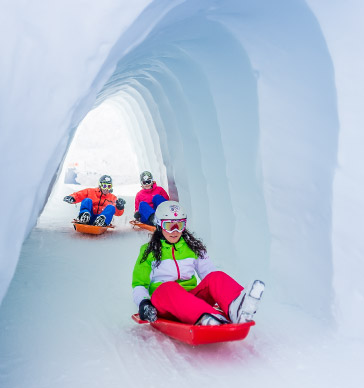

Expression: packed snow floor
xmin=0 ymin=185 xmax=362 ymax=388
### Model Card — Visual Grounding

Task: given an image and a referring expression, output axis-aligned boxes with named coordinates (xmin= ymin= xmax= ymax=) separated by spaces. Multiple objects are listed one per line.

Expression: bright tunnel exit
xmin=62 ymin=101 xmax=140 ymax=189
xmin=38 ymin=96 xmax=170 ymax=229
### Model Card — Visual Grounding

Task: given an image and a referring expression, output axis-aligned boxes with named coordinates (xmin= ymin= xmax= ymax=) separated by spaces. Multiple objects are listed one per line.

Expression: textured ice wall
xmin=307 ymin=0 xmax=364 ymax=337
xmin=0 ymin=0 xmax=160 ymax=303
xmin=96 ymin=0 xmax=338 ymax=318
xmin=1 ymin=0 xmax=363 ymax=337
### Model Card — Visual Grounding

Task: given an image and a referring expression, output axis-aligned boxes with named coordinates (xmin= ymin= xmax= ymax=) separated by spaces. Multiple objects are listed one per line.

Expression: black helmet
xmin=140 ymin=171 xmax=153 ymax=185
xmin=99 ymin=175 xmax=113 ymax=192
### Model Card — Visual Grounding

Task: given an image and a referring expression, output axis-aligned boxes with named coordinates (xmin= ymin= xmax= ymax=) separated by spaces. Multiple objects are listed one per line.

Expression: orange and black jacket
xmin=70 ymin=188 xmax=124 ymax=216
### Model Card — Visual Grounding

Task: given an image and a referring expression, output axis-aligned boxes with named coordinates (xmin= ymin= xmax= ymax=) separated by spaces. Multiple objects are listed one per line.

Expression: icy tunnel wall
xmin=1 ymin=0 xmax=364 ymax=338
xmin=87 ymin=0 xmax=340 ymax=319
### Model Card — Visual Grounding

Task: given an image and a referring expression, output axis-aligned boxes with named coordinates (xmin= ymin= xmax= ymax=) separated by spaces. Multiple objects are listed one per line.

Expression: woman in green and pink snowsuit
xmin=132 ymin=201 xmax=265 ymax=326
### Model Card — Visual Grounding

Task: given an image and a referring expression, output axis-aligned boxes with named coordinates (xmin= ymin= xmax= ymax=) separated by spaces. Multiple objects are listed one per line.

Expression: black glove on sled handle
xmin=63 ymin=196 xmax=75 ymax=204
xmin=139 ymin=299 xmax=157 ymax=322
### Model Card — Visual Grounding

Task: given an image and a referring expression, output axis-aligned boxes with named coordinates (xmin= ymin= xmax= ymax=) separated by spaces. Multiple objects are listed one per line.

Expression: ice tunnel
xmin=91 ymin=0 xmax=338 ymax=318
xmin=1 ymin=0 xmax=363 ymax=343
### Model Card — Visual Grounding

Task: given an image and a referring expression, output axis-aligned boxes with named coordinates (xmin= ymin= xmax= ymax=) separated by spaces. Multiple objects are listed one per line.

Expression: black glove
xmin=134 ymin=211 xmax=141 ymax=221
xmin=139 ymin=299 xmax=157 ymax=322
xmin=115 ymin=198 xmax=126 ymax=210
xmin=63 ymin=196 xmax=75 ymax=204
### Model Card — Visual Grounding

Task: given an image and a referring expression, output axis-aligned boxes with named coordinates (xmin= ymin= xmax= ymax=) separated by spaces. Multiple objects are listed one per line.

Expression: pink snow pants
xmin=150 ymin=271 xmax=244 ymax=324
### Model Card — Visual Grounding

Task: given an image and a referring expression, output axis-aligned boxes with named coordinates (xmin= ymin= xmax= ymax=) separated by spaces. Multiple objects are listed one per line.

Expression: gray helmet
xmin=99 ymin=175 xmax=113 ymax=192
xmin=140 ymin=171 xmax=153 ymax=185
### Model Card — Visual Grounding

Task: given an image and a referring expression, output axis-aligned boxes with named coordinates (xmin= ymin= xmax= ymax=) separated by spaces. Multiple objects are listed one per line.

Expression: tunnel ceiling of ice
xmin=1 ymin=0 xmax=364 ymax=338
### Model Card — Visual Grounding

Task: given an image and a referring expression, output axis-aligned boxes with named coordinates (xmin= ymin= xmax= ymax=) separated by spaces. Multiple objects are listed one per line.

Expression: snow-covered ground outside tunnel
xmin=1 ymin=0 xmax=364 ymax=387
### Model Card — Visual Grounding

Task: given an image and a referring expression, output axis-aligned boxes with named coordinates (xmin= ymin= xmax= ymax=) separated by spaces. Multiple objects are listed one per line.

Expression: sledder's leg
xmin=80 ymin=198 xmax=93 ymax=214
xmin=78 ymin=198 xmax=93 ymax=224
xmin=152 ymin=194 xmax=167 ymax=210
xmin=98 ymin=204 xmax=115 ymax=225
xmin=190 ymin=271 xmax=244 ymax=316
xmin=151 ymin=281 xmax=221 ymax=324
xmin=138 ymin=202 xmax=155 ymax=225
xmin=229 ymin=280 xmax=265 ymax=323
xmin=192 ymin=272 xmax=265 ymax=323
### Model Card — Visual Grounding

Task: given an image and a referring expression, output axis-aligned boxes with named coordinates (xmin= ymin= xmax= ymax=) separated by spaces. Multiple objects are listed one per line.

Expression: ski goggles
xmin=160 ymin=219 xmax=187 ymax=233
xmin=142 ymin=179 xmax=152 ymax=186
xmin=100 ymin=183 xmax=112 ymax=189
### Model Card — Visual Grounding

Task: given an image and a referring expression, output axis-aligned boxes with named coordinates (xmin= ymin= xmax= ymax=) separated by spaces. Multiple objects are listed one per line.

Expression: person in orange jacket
xmin=63 ymin=175 xmax=126 ymax=226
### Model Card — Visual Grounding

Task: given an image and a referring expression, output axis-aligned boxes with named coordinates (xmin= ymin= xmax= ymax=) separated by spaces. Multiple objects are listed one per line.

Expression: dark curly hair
xmin=140 ymin=228 xmax=207 ymax=266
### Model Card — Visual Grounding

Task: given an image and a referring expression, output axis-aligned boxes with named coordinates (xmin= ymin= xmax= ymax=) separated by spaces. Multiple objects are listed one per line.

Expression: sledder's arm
xmin=64 ymin=188 xmax=91 ymax=204
xmin=114 ymin=208 xmax=124 ymax=217
xmin=63 ymin=195 xmax=75 ymax=204
xmin=133 ymin=251 xmax=157 ymax=323
xmin=195 ymin=252 xmax=217 ymax=280
xmin=157 ymin=186 xmax=170 ymax=201
xmin=114 ymin=197 xmax=126 ymax=217
xmin=68 ymin=188 xmax=92 ymax=203
xmin=135 ymin=191 xmax=142 ymax=212
xmin=132 ymin=245 xmax=153 ymax=306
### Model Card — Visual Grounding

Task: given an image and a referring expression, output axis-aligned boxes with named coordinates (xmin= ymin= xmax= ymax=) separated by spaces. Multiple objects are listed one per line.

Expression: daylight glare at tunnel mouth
xmin=61 ymin=101 xmax=140 ymax=188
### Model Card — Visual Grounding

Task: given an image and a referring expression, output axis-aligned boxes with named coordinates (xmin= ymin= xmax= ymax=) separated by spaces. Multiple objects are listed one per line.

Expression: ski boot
xmin=77 ymin=211 xmax=91 ymax=224
xmin=195 ymin=313 xmax=230 ymax=326
xmin=93 ymin=215 xmax=106 ymax=227
xmin=229 ymin=280 xmax=265 ymax=323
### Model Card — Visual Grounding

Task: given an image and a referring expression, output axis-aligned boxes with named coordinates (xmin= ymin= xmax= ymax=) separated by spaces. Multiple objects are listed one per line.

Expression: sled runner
xmin=72 ymin=220 xmax=114 ymax=235
xmin=129 ymin=220 xmax=156 ymax=233
xmin=132 ymin=314 xmax=255 ymax=345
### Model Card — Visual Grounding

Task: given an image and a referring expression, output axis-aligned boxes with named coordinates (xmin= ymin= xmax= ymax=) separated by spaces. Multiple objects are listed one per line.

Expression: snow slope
xmin=0 ymin=184 xmax=362 ymax=388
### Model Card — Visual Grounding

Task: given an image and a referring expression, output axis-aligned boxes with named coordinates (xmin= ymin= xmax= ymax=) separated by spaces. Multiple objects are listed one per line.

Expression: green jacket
xmin=132 ymin=237 xmax=216 ymax=306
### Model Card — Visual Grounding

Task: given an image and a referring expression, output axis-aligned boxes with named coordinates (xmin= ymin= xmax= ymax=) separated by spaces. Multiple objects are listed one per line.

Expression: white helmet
xmin=155 ymin=201 xmax=187 ymax=227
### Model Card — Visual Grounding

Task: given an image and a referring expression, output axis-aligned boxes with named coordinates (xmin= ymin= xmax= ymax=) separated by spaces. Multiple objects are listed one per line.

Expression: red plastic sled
xmin=132 ymin=314 xmax=255 ymax=345
xmin=129 ymin=220 xmax=156 ymax=233
xmin=72 ymin=220 xmax=114 ymax=235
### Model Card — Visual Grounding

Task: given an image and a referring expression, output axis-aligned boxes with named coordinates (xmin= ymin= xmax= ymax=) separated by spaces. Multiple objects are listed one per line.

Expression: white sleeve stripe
xmin=133 ymin=286 xmax=150 ymax=306
xmin=195 ymin=253 xmax=216 ymax=280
